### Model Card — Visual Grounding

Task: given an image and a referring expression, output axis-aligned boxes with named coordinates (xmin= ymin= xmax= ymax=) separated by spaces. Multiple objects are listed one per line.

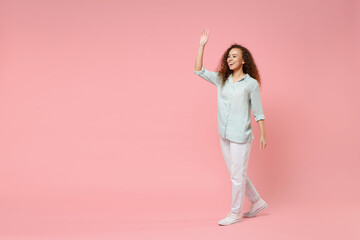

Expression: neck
xmin=232 ymin=68 xmax=245 ymax=78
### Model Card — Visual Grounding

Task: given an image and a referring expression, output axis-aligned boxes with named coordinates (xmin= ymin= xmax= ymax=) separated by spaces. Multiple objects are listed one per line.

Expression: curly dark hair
xmin=216 ymin=44 xmax=262 ymax=88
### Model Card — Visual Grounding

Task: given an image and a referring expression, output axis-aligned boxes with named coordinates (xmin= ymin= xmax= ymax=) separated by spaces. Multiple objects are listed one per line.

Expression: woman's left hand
xmin=260 ymin=136 xmax=267 ymax=151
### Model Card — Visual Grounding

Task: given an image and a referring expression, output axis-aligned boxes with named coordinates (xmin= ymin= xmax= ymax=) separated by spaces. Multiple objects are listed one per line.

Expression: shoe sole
xmin=242 ymin=202 xmax=268 ymax=218
xmin=218 ymin=219 xmax=242 ymax=226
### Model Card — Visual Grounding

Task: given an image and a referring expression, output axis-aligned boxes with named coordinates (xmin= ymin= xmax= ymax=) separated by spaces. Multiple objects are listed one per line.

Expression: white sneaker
xmin=242 ymin=198 xmax=268 ymax=218
xmin=218 ymin=212 xmax=242 ymax=226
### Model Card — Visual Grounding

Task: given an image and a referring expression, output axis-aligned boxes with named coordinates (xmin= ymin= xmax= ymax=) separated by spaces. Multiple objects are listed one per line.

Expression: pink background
xmin=1 ymin=0 xmax=359 ymax=239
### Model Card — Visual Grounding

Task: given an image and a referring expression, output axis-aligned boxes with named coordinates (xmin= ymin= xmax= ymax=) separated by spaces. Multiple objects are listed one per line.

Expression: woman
xmin=193 ymin=29 xmax=268 ymax=226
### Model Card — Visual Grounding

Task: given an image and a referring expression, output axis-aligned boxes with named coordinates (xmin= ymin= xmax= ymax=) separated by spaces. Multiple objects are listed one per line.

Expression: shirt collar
xmin=231 ymin=73 xmax=250 ymax=82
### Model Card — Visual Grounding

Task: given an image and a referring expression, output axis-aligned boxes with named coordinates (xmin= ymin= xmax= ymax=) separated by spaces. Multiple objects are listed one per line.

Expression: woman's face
xmin=227 ymin=48 xmax=244 ymax=71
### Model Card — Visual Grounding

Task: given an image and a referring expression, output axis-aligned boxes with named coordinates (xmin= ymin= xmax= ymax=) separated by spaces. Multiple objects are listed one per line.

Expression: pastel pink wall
xmin=0 ymin=0 xmax=359 ymax=238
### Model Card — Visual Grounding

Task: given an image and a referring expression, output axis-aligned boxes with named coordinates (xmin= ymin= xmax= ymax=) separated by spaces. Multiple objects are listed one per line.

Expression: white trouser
xmin=219 ymin=136 xmax=261 ymax=214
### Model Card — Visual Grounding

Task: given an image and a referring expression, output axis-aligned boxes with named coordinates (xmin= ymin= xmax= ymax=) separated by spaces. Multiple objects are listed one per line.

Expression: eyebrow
xmin=228 ymin=54 xmax=237 ymax=56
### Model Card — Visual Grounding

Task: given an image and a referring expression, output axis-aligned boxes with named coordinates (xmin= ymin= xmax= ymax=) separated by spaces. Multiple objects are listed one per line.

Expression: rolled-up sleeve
xmin=250 ymin=82 xmax=265 ymax=122
xmin=193 ymin=66 xmax=219 ymax=87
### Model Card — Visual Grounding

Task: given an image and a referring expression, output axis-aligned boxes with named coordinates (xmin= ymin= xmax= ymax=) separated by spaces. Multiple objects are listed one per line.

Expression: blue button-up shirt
xmin=194 ymin=66 xmax=265 ymax=143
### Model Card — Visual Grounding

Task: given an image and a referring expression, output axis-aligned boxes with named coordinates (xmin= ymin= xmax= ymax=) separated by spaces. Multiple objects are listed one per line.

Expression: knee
xmin=230 ymin=170 xmax=247 ymax=184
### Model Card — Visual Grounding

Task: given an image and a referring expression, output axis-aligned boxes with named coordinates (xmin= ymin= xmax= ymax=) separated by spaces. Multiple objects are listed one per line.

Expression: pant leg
xmin=245 ymin=176 xmax=261 ymax=203
xmin=219 ymin=136 xmax=231 ymax=173
xmin=219 ymin=136 xmax=254 ymax=214
xmin=229 ymin=139 xmax=253 ymax=213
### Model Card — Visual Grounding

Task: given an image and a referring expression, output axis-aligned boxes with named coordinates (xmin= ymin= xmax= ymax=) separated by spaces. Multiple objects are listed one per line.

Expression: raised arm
xmin=193 ymin=29 xmax=219 ymax=86
xmin=194 ymin=29 xmax=209 ymax=71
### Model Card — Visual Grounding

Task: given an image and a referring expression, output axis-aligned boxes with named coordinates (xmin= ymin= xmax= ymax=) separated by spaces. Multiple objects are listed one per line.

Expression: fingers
xmin=201 ymin=28 xmax=210 ymax=37
xmin=260 ymin=140 xmax=266 ymax=151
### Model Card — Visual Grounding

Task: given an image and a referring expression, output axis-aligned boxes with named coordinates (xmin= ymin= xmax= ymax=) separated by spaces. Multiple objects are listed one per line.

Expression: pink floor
xmin=1 ymin=196 xmax=359 ymax=240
